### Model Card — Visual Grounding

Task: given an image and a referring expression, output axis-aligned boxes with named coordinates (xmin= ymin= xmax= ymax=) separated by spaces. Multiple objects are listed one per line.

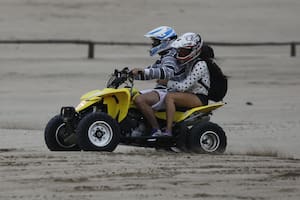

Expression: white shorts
xmin=139 ymin=89 xmax=167 ymax=111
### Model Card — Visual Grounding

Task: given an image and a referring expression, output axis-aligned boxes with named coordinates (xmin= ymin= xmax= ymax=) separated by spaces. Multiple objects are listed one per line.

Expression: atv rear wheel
xmin=44 ymin=115 xmax=80 ymax=151
xmin=188 ymin=122 xmax=226 ymax=154
xmin=77 ymin=112 xmax=120 ymax=151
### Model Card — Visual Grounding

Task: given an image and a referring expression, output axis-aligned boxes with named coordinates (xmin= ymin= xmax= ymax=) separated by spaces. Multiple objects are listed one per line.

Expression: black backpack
xmin=200 ymin=44 xmax=215 ymax=59
xmin=196 ymin=46 xmax=228 ymax=102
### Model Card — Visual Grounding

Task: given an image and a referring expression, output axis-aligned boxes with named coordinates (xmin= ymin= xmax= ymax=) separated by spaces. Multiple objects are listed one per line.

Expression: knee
xmin=134 ymin=95 xmax=144 ymax=107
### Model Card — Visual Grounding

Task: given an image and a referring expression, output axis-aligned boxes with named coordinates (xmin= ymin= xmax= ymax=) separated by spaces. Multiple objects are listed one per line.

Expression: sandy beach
xmin=1 ymin=0 xmax=300 ymax=199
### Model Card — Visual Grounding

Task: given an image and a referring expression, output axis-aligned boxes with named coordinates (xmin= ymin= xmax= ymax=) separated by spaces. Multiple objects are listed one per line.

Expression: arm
xmin=134 ymin=49 xmax=178 ymax=80
xmin=143 ymin=56 xmax=177 ymax=80
xmin=167 ymin=61 xmax=208 ymax=92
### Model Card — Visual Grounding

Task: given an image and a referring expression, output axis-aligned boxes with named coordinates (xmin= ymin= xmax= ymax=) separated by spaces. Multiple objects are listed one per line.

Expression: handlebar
xmin=107 ymin=67 xmax=134 ymax=89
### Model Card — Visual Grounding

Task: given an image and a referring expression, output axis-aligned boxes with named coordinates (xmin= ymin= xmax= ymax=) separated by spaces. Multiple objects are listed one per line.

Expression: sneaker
xmin=161 ymin=130 xmax=172 ymax=137
xmin=151 ymin=129 xmax=172 ymax=137
xmin=151 ymin=129 xmax=162 ymax=137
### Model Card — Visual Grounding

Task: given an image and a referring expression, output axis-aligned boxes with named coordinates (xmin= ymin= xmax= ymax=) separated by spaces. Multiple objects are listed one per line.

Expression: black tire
xmin=77 ymin=112 xmax=120 ymax=151
xmin=188 ymin=122 xmax=226 ymax=154
xmin=44 ymin=115 xmax=80 ymax=151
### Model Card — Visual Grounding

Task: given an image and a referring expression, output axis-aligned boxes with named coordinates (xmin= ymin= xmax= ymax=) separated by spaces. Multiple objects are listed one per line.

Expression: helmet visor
xmin=177 ymin=47 xmax=193 ymax=58
xmin=151 ymin=38 xmax=161 ymax=47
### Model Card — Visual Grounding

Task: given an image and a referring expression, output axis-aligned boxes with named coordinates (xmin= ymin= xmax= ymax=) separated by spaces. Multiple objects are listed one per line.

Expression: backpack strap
xmin=192 ymin=58 xmax=210 ymax=91
xmin=198 ymin=78 xmax=210 ymax=90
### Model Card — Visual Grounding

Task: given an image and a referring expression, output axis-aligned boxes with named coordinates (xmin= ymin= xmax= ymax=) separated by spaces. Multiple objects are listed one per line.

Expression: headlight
xmin=75 ymin=100 xmax=87 ymax=111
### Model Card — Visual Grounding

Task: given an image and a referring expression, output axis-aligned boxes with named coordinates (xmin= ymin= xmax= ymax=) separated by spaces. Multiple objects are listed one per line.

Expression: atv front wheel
xmin=77 ymin=112 xmax=120 ymax=151
xmin=188 ymin=122 xmax=226 ymax=154
xmin=44 ymin=115 xmax=80 ymax=151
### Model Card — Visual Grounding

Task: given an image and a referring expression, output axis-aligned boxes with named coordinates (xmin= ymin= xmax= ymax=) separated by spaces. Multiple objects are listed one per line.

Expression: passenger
xmin=156 ymin=32 xmax=211 ymax=137
xmin=131 ymin=26 xmax=186 ymax=136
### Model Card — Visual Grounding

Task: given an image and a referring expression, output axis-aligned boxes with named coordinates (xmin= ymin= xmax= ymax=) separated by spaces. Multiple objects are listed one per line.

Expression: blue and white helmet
xmin=144 ymin=26 xmax=177 ymax=56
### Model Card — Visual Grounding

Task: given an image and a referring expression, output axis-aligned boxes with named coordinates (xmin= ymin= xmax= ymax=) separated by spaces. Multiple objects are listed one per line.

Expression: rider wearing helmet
xmin=145 ymin=26 xmax=177 ymax=57
xmin=167 ymin=32 xmax=209 ymax=98
xmin=131 ymin=26 xmax=186 ymax=137
xmin=171 ymin=32 xmax=203 ymax=65
xmin=156 ymin=32 xmax=211 ymax=137
xmin=132 ymin=26 xmax=179 ymax=82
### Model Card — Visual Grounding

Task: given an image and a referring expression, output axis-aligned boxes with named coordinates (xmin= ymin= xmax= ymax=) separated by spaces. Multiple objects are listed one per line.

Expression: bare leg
xmin=134 ymin=91 xmax=160 ymax=129
xmin=165 ymin=92 xmax=203 ymax=132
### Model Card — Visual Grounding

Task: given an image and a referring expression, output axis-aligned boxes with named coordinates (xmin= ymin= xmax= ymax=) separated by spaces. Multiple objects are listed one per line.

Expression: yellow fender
xmin=154 ymin=102 xmax=225 ymax=122
xmin=103 ymin=89 xmax=131 ymax=122
xmin=76 ymin=88 xmax=132 ymax=122
xmin=75 ymin=90 xmax=102 ymax=112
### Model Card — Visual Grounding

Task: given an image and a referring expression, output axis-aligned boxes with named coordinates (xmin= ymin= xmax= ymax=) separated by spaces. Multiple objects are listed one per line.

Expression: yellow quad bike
xmin=44 ymin=68 xmax=227 ymax=153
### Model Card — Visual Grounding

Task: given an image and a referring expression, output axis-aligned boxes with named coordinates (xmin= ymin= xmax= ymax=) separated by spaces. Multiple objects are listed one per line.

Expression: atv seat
xmin=154 ymin=102 xmax=225 ymax=122
xmin=157 ymin=106 xmax=190 ymax=112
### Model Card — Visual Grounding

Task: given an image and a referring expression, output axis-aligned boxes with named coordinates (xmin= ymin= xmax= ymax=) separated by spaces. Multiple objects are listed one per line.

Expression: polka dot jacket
xmin=167 ymin=60 xmax=210 ymax=95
